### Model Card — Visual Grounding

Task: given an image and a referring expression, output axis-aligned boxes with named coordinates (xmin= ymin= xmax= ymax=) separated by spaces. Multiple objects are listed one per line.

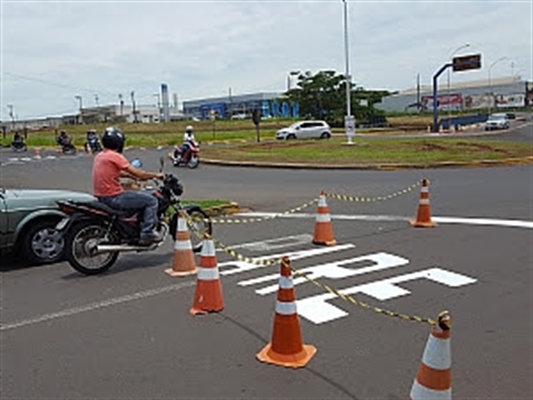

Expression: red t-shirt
xmin=92 ymin=149 xmax=130 ymax=197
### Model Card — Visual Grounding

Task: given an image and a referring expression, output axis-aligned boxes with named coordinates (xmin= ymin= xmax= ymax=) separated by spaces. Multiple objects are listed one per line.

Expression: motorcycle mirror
xmin=131 ymin=159 xmax=143 ymax=168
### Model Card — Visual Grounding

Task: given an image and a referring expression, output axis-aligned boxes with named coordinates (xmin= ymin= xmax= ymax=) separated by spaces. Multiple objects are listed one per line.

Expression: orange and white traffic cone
xmin=165 ymin=210 xmax=197 ymax=277
xmin=34 ymin=148 xmax=42 ymax=159
xmin=256 ymin=256 xmax=317 ymax=368
xmin=190 ymin=234 xmax=224 ymax=315
xmin=312 ymin=192 xmax=337 ymax=246
xmin=410 ymin=179 xmax=437 ymax=228
xmin=409 ymin=311 xmax=452 ymax=400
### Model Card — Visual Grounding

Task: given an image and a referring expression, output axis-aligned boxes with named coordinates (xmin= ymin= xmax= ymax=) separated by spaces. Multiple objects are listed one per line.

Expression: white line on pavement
xmin=0 ymin=281 xmax=195 ymax=331
xmin=240 ymin=212 xmax=533 ymax=229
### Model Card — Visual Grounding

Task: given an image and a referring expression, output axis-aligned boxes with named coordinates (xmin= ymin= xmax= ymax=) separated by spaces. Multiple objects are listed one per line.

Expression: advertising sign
xmin=422 ymin=94 xmax=462 ymax=111
xmin=463 ymin=95 xmax=492 ymax=110
xmin=495 ymin=94 xmax=525 ymax=108
xmin=344 ymin=115 xmax=355 ymax=137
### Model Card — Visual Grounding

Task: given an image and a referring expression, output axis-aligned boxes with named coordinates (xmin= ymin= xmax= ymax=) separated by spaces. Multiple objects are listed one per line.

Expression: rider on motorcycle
xmin=93 ymin=127 xmax=164 ymax=245
xmin=85 ymin=129 xmax=101 ymax=153
xmin=56 ymin=130 xmax=71 ymax=146
xmin=12 ymin=131 xmax=25 ymax=147
xmin=177 ymin=125 xmax=197 ymax=158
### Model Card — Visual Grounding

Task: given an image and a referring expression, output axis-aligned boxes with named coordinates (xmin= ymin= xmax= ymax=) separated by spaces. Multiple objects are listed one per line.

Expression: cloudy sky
xmin=1 ymin=0 xmax=532 ymax=120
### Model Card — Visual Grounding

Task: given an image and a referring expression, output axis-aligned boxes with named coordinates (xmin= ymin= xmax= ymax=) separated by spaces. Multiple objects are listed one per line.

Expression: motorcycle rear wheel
xmin=65 ymin=220 xmax=119 ymax=275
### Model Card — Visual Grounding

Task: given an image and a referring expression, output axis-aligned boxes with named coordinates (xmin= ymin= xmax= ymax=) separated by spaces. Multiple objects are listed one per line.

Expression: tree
xmin=283 ymin=70 xmax=392 ymax=127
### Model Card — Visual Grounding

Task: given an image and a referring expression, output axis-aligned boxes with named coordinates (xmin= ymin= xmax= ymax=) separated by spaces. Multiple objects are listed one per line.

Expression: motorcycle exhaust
xmin=95 ymin=243 xmax=160 ymax=252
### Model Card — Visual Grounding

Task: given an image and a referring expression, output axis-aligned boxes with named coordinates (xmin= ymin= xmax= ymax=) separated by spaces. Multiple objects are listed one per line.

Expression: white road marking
xmin=296 ymin=267 xmax=477 ymax=324
xmin=240 ymin=212 xmax=533 ymax=229
xmin=220 ymin=234 xmax=313 ymax=252
xmin=0 ymin=281 xmax=195 ymax=331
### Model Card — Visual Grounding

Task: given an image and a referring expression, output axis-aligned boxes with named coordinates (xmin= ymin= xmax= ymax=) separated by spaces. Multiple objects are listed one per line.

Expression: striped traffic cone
xmin=256 ymin=256 xmax=317 ymax=368
xmin=312 ymin=192 xmax=337 ymax=246
xmin=409 ymin=311 xmax=452 ymax=400
xmin=190 ymin=234 xmax=224 ymax=315
xmin=410 ymin=179 xmax=437 ymax=228
xmin=165 ymin=210 xmax=197 ymax=277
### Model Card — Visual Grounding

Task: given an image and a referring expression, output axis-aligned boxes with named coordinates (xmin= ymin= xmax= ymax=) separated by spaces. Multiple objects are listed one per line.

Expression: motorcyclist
xmin=12 ymin=131 xmax=24 ymax=146
xmin=93 ymin=127 xmax=164 ymax=245
xmin=177 ymin=125 xmax=197 ymax=157
xmin=56 ymin=130 xmax=72 ymax=146
xmin=85 ymin=129 xmax=101 ymax=153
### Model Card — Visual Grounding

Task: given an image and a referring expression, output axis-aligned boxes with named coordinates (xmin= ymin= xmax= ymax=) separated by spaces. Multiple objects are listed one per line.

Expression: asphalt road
xmin=0 ymin=122 xmax=532 ymax=399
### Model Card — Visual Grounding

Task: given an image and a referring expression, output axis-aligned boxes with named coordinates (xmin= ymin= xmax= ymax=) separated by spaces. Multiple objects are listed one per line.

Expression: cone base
xmin=409 ymin=220 xmax=437 ymax=228
xmin=312 ymin=239 xmax=337 ymax=246
xmin=189 ymin=306 xmax=224 ymax=316
xmin=256 ymin=343 xmax=317 ymax=368
xmin=165 ymin=267 xmax=197 ymax=277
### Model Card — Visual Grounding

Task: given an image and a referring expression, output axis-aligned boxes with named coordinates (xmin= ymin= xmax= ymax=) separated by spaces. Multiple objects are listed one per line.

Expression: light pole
xmin=7 ymin=104 xmax=15 ymax=131
xmin=488 ymin=57 xmax=507 ymax=114
xmin=342 ymin=0 xmax=354 ymax=144
xmin=75 ymin=95 xmax=83 ymax=124
xmin=446 ymin=43 xmax=470 ymax=122
xmin=118 ymin=94 xmax=124 ymax=117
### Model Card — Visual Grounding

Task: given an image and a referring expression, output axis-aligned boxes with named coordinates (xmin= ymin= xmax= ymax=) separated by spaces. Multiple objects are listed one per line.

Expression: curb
xmin=202 ymin=156 xmax=533 ymax=170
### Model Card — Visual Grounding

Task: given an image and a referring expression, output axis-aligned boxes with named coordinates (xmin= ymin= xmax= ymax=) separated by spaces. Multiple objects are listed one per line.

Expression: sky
xmin=1 ymin=0 xmax=532 ymax=120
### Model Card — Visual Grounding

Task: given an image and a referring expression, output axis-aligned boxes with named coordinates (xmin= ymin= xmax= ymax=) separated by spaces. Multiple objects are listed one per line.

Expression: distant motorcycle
xmin=170 ymin=141 xmax=200 ymax=169
xmin=11 ymin=139 xmax=27 ymax=152
xmin=57 ymin=136 xmax=77 ymax=155
xmin=85 ymin=136 xmax=102 ymax=154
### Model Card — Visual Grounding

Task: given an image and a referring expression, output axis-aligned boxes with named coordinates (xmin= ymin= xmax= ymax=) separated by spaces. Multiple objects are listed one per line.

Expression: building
xmin=183 ymin=92 xmax=299 ymax=120
xmin=376 ymin=76 xmax=531 ymax=113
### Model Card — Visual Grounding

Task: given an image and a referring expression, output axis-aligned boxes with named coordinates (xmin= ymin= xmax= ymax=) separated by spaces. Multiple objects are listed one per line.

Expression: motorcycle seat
xmin=73 ymin=200 xmax=135 ymax=218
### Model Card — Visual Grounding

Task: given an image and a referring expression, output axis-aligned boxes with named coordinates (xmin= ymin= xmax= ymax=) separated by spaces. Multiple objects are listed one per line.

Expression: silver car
xmin=276 ymin=120 xmax=332 ymax=140
xmin=485 ymin=113 xmax=510 ymax=131
xmin=0 ymin=188 xmax=95 ymax=264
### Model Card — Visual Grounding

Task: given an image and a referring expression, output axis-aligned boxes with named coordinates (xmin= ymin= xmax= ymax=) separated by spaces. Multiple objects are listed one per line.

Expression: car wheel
xmin=320 ymin=132 xmax=331 ymax=139
xmin=21 ymin=217 xmax=65 ymax=264
xmin=287 ymin=134 xmax=296 ymax=140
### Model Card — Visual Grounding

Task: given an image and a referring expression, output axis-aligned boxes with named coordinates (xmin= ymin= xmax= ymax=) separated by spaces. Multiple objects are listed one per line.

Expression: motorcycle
xmin=57 ymin=139 xmax=77 ymax=155
xmin=170 ymin=141 xmax=200 ymax=169
xmin=55 ymin=158 xmax=212 ymax=275
xmin=85 ymin=136 xmax=102 ymax=154
xmin=11 ymin=139 xmax=27 ymax=152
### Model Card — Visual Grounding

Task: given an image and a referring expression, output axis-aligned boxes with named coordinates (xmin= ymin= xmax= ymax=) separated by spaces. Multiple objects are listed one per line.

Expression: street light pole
xmin=342 ymin=0 xmax=354 ymax=144
xmin=446 ymin=43 xmax=470 ymax=123
xmin=75 ymin=95 xmax=83 ymax=124
xmin=488 ymin=57 xmax=507 ymax=114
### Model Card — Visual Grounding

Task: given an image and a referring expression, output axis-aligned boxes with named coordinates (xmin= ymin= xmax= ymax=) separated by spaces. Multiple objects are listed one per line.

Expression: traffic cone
xmin=165 ymin=210 xmax=197 ymax=277
xmin=256 ymin=256 xmax=317 ymax=368
xmin=34 ymin=148 xmax=41 ymax=159
xmin=409 ymin=311 xmax=452 ymax=400
xmin=189 ymin=234 xmax=224 ymax=315
xmin=312 ymin=192 xmax=337 ymax=246
xmin=410 ymin=179 xmax=437 ymax=228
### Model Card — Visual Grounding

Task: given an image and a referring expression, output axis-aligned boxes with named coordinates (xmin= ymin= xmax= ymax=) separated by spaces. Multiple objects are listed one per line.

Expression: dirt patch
xmin=419 ymin=142 xmax=448 ymax=151
xmin=456 ymin=141 xmax=509 ymax=154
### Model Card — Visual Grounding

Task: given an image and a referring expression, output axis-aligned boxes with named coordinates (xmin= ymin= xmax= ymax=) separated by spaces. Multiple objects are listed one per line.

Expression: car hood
xmin=2 ymin=189 xmax=95 ymax=209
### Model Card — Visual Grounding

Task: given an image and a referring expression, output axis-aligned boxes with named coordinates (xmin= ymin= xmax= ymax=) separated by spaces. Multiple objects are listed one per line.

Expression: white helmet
xmin=186 ymin=125 xmax=193 ymax=133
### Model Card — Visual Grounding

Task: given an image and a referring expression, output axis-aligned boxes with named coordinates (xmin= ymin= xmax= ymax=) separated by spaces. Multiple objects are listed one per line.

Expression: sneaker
xmin=139 ymin=231 xmax=163 ymax=246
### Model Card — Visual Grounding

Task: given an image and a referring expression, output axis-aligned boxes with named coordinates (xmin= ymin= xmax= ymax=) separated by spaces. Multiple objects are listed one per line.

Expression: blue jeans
xmin=99 ymin=191 xmax=158 ymax=238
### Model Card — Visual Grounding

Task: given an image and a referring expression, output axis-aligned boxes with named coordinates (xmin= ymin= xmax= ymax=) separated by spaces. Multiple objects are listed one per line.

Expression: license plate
xmin=55 ymin=217 xmax=69 ymax=231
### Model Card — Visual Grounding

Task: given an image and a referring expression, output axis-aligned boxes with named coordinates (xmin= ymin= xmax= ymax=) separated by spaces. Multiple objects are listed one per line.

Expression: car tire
xmin=20 ymin=217 xmax=65 ymax=265
xmin=320 ymin=132 xmax=331 ymax=139
xmin=287 ymin=134 xmax=296 ymax=140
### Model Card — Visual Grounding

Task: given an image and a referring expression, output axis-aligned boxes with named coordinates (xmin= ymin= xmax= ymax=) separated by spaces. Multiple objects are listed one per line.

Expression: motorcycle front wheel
xmin=170 ymin=206 xmax=212 ymax=253
xmin=187 ymin=156 xmax=199 ymax=169
xmin=65 ymin=220 xmax=119 ymax=275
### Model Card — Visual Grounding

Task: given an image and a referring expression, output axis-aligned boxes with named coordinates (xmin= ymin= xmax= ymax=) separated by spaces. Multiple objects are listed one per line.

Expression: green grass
xmin=201 ymin=137 xmax=533 ymax=164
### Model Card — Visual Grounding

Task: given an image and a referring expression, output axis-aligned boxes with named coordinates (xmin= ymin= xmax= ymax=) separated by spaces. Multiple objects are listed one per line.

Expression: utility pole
xmin=75 ymin=95 xmax=83 ymax=124
xmin=7 ymin=104 xmax=15 ymax=131
xmin=131 ymin=91 xmax=138 ymax=123
xmin=118 ymin=94 xmax=124 ymax=117
xmin=342 ymin=0 xmax=355 ymax=144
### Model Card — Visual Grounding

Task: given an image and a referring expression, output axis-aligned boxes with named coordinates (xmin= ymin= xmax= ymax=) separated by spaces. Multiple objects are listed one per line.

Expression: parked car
xmin=276 ymin=120 xmax=332 ymax=140
xmin=485 ymin=113 xmax=510 ymax=130
xmin=0 ymin=188 xmax=95 ymax=264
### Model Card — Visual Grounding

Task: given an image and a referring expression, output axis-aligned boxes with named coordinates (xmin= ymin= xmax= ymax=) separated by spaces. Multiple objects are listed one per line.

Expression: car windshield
xmin=489 ymin=114 xmax=506 ymax=120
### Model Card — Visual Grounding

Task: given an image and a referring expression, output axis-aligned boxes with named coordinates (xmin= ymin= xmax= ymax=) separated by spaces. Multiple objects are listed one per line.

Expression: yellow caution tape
xmin=324 ymin=180 xmax=422 ymax=203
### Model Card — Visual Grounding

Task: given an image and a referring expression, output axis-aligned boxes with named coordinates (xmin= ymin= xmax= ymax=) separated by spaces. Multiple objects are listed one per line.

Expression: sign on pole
xmin=345 ymin=115 xmax=355 ymax=138
xmin=452 ymin=54 xmax=482 ymax=72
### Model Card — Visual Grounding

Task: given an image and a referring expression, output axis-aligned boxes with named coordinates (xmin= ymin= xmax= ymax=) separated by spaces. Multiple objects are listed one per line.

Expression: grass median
xmin=201 ymin=137 xmax=533 ymax=165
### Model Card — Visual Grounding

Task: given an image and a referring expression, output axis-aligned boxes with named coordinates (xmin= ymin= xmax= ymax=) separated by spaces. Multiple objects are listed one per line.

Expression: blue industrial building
xmin=183 ymin=92 xmax=299 ymax=120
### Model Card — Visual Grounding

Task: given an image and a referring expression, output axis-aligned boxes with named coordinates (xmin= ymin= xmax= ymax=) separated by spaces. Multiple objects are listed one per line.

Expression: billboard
xmin=421 ymin=93 xmax=462 ymax=111
xmin=495 ymin=94 xmax=525 ymax=108
xmin=463 ymin=94 xmax=492 ymax=110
